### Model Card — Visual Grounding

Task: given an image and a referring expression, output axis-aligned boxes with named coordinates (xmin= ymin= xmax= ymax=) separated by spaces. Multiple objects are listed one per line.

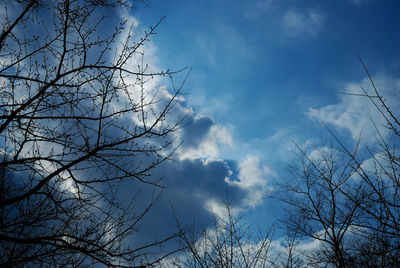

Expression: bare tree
xmin=278 ymin=58 xmax=400 ymax=267
xmin=278 ymin=143 xmax=363 ymax=267
xmin=0 ymin=0 xmax=186 ymax=266
xmin=168 ymin=199 xmax=274 ymax=268
xmin=276 ymin=223 xmax=304 ymax=268
xmin=328 ymin=57 xmax=400 ymax=266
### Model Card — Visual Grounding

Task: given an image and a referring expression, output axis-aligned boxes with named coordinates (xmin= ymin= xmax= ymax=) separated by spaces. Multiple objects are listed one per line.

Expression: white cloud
xmin=282 ymin=9 xmax=325 ymax=37
xmin=177 ymin=124 xmax=233 ymax=160
xmin=226 ymin=156 xmax=275 ymax=208
xmin=204 ymin=198 xmax=241 ymax=221
xmin=113 ymin=14 xmax=279 ymax=225
xmin=115 ymin=18 xmax=270 ymax=212
xmin=308 ymin=74 xmax=400 ymax=143
xmin=237 ymin=156 xmax=269 ymax=188
xmin=308 ymin=146 xmax=339 ymax=163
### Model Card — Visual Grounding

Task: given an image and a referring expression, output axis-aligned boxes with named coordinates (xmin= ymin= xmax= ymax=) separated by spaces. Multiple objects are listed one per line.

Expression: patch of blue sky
xmin=136 ymin=1 xmax=398 ymax=141
xmin=128 ymin=0 xmax=400 ymax=237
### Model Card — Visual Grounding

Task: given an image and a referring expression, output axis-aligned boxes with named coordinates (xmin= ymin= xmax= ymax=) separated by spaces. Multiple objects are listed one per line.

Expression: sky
xmin=122 ymin=0 xmax=400 ymax=240
xmin=3 ymin=0 xmax=400 ymax=259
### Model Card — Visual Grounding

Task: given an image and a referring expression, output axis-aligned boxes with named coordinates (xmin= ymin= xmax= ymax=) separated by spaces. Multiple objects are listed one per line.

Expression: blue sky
xmin=2 ymin=0 xmax=399 ymax=265
xmin=124 ymin=0 xmax=400 ymax=234
xmin=133 ymin=0 xmax=400 ymax=152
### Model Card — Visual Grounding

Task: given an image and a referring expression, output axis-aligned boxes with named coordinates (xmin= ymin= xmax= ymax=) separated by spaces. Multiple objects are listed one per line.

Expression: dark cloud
xmin=180 ymin=116 xmax=214 ymax=149
xmin=115 ymin=157 xmax=247 ymax=250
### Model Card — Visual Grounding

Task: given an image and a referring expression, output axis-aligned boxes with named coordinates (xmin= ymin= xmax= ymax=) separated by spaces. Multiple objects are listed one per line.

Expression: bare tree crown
xmin=0 ymin=0 xmax=185 ymax=266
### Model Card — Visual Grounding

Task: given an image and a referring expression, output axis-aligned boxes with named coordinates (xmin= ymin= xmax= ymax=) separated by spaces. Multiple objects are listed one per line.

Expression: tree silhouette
xmin=278 ymin=59 xmax=400 ymax=267
xmin=0 ymin=0 xmax=186 ymax=266
xmin=169 ymin=199 xmax=274 ymax=268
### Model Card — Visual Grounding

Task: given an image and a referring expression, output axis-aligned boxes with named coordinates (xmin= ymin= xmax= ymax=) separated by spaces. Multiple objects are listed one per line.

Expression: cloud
xmin=226 ymin=156 xmax=274 ymax=208
xmin=119 ymin=157 xmax=247 ymax=246
xmin=351 ymin=150 xmax=396 ymax=183
xmin=308 ymin=146 xmax=339 ymax=163
xmin=180 ymin=116 xmax=215 ymax=149
xmin=205 ymin=199 xmax=230 ymax=220
xmin=308 ymin=74 xmax=400 ymax=143
xmin=106 ymin=13 xmax=279 ymax=252
xmin=282 ymin=9 xmax=325 ymax=38
xmin=177 ymin=121 xmax=233 ymax=160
